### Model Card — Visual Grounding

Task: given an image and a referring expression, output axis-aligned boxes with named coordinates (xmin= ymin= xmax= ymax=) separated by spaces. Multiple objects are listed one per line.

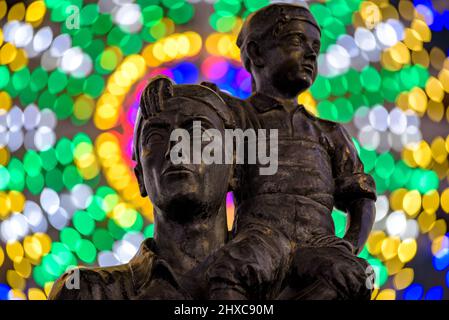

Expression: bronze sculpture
xmin=49 ymin=80 xmax=236 ymax=299
xmin=49 ymin=2 xmax=377 ymax=300
xmin=189 ymin=3 xmax=377 ymax=300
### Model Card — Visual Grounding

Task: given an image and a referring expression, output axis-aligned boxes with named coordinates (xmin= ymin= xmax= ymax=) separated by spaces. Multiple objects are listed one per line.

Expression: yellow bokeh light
xmin=217 ymin=35 xmax=234 ymax=57
xmin=440 ymin=188 xmax=449 ymax=213
xmin=376 ymin=289 xmax=396 ymax=300
xmin=390 ymin=188 xmax=408 ymax=211
xmin=393 ymin=268 xmax=414 ymax=290
xmin=398 ymin=0 xmax=415 ymax=20
xmin=0 ymin=246 xmax=4 ymax=267
xmin=411 ymin=19 xmax=431 ymax=42
xmin=23 ymin=235 xmax=43 ymax=261
xmin=44 ymin=282 xmax=54 ymax=298
xmin=142 ymin=44 xmax=160 ymax=67
xmin=28 ymin=288 xmax=47 ymax=300
xmin=0 ymin=91 xmax=12 ymax=111
xmin=418 ymin=210 xmax=436 ymax=233
xmin=411 ymin=49 xmax=430 ymax=68
xmin=0 ymin=191 xmax=11 ymax=219
xmin=34 ymin=233 xmax=51 ymax=256
xmin=0 ymin=1 xmax=6 ymax=20
xmin=403 ymin=190 xmax=422 ymax=216
xmin=360 ymin=1 xmax=382 ymax=29
xmin=176 ymin=35 xmax=190 ymax=56
xmin=0 ymin=147 xmax=9 ymax=166
xmin=7 ymin=270 xmax=25 ymax=290
xmin=367 ymin=230 xmax=386 ymax=255
xmin=163 ymin=38 xmax=178 ymax=59
xmin=185 ymin=32 xmax=202 ymax=57
xmin=428 ymin=219 xmax=447 ymax=241
xmin=0 ymin=43 xmax=17 ymax=65
xmin=438 ymin=69 xmax=449 ymax=92
xmin=25 ymin=0 xmax=46 ymax=23
xmin=432 ymin=235 xmax=449 ymax=255
xmin=381 ymin=4 xmax=399 ymax=21
xmin=430 ymin=47 xmax=446 ymax=70
xmin=408 ymin=87 xmax=427 ymax=113
xmin=404 ymin=28 xmax=423 ymax=51
xmin=389 ymin=42 xmax=410 ymax=65
xmin=8 ymin=289 xmax=26 ymax=300
xmin=398 ymin=239 xmax=417 ymax=263
xmin=7 ymin=2 xmax=25 ymax=21
xmin=206 ymin=33 xmax=221 ymax=56
xmin=427 ymin=100 xmax=444 ymax=122
xmin=14 ymin=257 xmax=31 ymax=278
xmin=412 ymin=141 xmax=432 ymax=168
xmin=9 ymin=48 xmax=28 ymax=71
xmin=431 ymin=137 xmax=448 ymax=163
xmin=9 ymin=191 xmax=25 ymax=213
xmin=381 ymin=236 xmax=400 ymax=260
xmin=152 ymin=42 xmax=166 ymax=62
xmin=6 ymin=241 xmax=24 ymax=263
xmin=384 ymin=257 xmax=404 ymax=275
xmin=422 ymin=190 xmax=440 ymax=213
xmin=425 ymin=77 xmax=444 ymax=102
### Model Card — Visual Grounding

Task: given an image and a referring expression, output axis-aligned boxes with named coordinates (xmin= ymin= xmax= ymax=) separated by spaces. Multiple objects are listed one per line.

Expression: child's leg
xmin=279 ymin=238 xmax=373 ymax=300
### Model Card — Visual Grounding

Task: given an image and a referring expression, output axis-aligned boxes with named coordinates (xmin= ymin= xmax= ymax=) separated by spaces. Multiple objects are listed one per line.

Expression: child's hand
xmin=290 ymin=246 xmax=371 ymax=299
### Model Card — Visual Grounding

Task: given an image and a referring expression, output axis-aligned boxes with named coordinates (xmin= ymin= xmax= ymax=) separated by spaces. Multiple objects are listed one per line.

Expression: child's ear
xmin=246 ymin=41 xmax=264 ymax=68
xmin=134 ymin=165 xmax=148 ymax=197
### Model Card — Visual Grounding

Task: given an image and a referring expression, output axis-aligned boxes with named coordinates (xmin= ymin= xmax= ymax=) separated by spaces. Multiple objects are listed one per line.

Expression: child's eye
xmin=289 ymin=33 xmax=305 ymax=45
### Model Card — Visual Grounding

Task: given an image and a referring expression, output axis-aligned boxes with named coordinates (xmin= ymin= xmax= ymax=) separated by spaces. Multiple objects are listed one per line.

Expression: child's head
xmin=237 ymin=3 xmax=321 ymax=98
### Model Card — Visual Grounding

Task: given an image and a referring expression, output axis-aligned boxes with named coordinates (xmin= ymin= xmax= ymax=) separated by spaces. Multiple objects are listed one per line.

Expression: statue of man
xmin=48 ymin=77 xmax=236 ymax=299
xmin=196 ymin=3 xmax=377 ymax=300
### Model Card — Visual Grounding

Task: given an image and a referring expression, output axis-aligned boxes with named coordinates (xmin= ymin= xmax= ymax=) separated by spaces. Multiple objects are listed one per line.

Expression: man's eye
xmin=186 ymin=123 xmax=211 ymax=137
xmin=144 ymin=132 xmax=165 ymax=144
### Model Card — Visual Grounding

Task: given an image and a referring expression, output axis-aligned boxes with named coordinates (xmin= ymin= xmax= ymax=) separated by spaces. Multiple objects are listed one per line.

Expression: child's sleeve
xmin=329 ymin=124 xmax=377 ymax=212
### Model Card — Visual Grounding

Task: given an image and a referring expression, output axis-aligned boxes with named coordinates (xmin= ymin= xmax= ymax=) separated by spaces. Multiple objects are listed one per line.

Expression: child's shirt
xmin=231 ymin=92 xmax=376 ymax=244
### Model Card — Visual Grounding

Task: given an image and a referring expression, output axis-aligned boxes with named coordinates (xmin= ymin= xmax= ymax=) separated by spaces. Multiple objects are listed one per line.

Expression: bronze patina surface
xmin=49 ymin=3 xmax=376 ymax=300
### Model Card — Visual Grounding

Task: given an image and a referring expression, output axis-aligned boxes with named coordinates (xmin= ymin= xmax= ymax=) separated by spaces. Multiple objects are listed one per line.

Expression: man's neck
xmin=152 ymin=203 xmax=228 ymax=276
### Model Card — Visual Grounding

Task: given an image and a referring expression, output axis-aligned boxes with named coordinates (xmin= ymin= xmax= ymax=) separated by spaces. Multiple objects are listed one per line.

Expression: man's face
xmin=261 ymin=19 xmax=321 ymax=97
xmin=138 ymin=97 xmax=230 ymax=221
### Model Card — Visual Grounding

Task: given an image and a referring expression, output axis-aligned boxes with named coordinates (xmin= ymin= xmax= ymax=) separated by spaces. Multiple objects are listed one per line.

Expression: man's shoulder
xmin=48 ymin=239 xmax=158 ymax=300
xmin=48 ymin=264 xmax=133 ymax=300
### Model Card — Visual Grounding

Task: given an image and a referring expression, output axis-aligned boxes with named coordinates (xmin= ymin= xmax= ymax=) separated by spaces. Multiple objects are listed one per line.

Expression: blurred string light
xmin=0 ymin=0 xmax=449 ymax=300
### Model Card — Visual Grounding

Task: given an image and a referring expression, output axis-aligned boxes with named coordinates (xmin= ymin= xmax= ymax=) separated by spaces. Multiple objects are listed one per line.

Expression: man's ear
xmin=246 ymin=41 xmax=264 ymax=68
xmin=134 ymin=165 xmax=148 ymax=197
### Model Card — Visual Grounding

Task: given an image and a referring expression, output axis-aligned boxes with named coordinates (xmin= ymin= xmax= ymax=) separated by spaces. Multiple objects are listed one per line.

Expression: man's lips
xmin=162 ymin=165 xmax=194 ymax=175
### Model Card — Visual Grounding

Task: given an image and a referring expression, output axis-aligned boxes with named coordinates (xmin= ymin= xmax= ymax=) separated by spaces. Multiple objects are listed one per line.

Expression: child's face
xmin=260 ymin=19 xmax=321 ymax=97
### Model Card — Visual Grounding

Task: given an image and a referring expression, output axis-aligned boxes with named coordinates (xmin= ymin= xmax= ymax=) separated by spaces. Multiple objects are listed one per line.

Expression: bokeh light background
xmin=0 ymin=0 xmax=448 ymax=300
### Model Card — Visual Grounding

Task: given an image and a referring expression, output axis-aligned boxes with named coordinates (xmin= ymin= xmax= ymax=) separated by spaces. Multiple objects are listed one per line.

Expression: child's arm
xmin=343 ymin=198 xmax=375 ymax=255
xmin=329 ymin=124 xmax=377 ymax=255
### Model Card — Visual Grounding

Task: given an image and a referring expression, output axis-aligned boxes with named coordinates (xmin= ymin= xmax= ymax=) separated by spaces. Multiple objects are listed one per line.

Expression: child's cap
xmin=237 ymin=2 xmax=321 ymax=50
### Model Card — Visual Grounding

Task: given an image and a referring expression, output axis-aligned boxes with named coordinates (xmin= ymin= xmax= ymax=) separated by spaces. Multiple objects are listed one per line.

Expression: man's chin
xmin=158 ymin=190 xmax=205 ymax=221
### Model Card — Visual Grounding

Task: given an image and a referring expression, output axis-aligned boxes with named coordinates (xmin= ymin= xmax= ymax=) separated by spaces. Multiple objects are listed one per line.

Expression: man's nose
xmin=165 ymin=137 xmax=176 ymax=160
